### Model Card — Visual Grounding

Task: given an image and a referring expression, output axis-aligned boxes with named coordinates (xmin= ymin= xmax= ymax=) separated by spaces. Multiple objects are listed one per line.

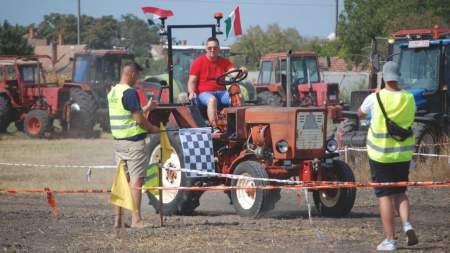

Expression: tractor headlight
xmin=276 ymin=140 xmax=289 ymax=153
xmin=326 ymin=138 xmax=338 ymax=153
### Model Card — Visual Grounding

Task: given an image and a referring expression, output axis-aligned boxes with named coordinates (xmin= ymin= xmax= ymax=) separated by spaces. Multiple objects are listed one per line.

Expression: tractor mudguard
xmin=228 ymin=153 xmax=258 ymax=175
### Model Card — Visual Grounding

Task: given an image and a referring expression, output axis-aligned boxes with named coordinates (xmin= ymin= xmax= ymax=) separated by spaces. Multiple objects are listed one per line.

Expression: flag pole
xmin=159 ymin=152 xmax=164 ymax=227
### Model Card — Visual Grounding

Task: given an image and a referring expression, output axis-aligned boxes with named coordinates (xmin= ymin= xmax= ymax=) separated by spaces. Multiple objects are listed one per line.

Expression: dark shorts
xmin=369 ymin=159 xmax=410 ymax=197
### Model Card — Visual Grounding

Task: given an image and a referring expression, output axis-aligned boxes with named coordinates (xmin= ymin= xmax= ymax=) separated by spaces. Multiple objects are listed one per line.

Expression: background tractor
xmin=143 ymin=13 xmax=356 ymax=218
xmin=65 ymin=49 xmax=135 ymax=134
xmin=336 ymin=27 xmax=450 ymax=158
xmin=0 ymin=55 xmax=72 ymax=138
xmin=254 ymin=51 xmax=343 ymax=125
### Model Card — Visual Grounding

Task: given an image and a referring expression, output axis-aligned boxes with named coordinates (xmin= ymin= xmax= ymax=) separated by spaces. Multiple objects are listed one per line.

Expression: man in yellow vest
xmin=358 ymin=61 xmax=418 ymax=251
xmin=108 ymin=62 xmax=159 ymax=228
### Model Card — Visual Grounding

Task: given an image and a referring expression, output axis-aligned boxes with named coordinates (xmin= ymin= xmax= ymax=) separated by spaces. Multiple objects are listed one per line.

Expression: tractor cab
xmin=70 ymin=50 xmax=134 ymax=107
xmin=389 ymin=27 xmax=450 ymax=115
xmin=254 ymin=51 xmax=342 ymax=123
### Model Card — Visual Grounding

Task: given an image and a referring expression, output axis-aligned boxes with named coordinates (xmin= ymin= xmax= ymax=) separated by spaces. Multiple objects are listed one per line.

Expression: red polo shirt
xmin=189 ymin=54 xmax=234 ymax=93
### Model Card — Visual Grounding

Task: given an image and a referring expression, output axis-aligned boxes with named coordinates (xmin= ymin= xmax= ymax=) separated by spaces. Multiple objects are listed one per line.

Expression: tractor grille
xmin=350 ymin=90 xmax=372 ymax=111
xmin=296 ymin=111 xmax=324 ymax=150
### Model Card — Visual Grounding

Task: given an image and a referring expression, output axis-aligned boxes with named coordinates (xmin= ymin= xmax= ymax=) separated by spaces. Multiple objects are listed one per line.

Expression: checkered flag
xmin=178 ymin=128 xmax=215 ymax=177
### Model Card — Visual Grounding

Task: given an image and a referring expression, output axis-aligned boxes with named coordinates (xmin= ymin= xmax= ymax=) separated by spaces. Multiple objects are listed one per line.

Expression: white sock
xmin=403 ymin=222 xmax=413 ymax=232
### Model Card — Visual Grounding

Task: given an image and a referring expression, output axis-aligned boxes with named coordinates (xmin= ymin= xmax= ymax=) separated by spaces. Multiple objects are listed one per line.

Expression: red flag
xmin=45 ymin=187 xmax=59 ymax=217
xmin=142 ymin=7 xmax=174 ymax=18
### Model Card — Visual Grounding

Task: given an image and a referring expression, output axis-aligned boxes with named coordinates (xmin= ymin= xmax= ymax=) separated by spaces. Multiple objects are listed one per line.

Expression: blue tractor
xmin=336 ymin=27 xmax=450 ymax=157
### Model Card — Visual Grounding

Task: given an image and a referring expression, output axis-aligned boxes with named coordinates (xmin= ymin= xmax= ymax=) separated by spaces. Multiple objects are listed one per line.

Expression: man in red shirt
xmin=187 ymin=37 xmax=247 ymax=128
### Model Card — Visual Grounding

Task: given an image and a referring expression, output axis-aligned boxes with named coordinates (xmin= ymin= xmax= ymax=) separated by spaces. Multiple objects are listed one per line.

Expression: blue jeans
xmin=197 ymin=91 xmax=230 ymax=107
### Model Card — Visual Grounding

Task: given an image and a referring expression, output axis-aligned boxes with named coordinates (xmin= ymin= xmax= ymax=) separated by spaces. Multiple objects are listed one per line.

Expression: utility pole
xmin=335 ymin=0 xmax=338 ymax=37
xmin=77 ymin=0 xmax=81 ymax=44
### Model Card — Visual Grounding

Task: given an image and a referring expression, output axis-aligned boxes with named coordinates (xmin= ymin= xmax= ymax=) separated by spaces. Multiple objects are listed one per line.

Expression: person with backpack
xmin=357 ymin=61 xmax=419 ymax=251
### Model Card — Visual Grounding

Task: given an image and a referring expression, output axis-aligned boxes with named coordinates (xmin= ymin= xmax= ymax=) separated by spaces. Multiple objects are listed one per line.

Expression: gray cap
xmin=382 ymin=61 xmax=400 ymax=82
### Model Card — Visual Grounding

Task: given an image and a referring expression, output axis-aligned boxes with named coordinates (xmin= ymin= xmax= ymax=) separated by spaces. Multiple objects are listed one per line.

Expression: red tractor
xmin=143 ymin=14 xmax=356 ymax=218
xmin=64 ymin=49 xmax=136 ymax=134
xmin=0 ymin=55 xmax=72 ymax=138
xmin=254 ymin=51 xmax=343 ymax=125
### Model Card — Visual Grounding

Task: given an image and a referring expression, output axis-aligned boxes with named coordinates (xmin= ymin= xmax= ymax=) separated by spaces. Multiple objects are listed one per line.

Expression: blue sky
xmin=1 ymin=0 xmax=343 ymax=45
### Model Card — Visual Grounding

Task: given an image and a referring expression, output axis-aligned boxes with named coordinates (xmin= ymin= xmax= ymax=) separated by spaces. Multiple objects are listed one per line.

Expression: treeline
xmin=1 ymin=1 xmax=449 ymax=70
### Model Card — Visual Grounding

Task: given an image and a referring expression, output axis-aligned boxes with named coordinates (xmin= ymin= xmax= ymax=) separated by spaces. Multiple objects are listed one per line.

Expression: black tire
xmin=24 ymin=110 xmax=51 ymax=138
xmin=69 ymin=89 xmax=97 ymax=137
xmin=256 ymin=91 xmax=283 ymax=106
xmin=0 ymin=96 xmax=12 ymax=133
xmin=14 ymin=121 xmax=24 ymax=132
xmin=313 ymin=160 xmax=356 ymax=217
xmin=413 ymin=122 xmax=438 ymax=164
xmin=335 ymin=119 xmax=357 ymax=148
xmin=99 ymin=111 xmax=111 ymax=133
xmin=146 ymin=131 xmax=204 ymax=215
xmin=230 ymin=160 xmax=279 ymax=218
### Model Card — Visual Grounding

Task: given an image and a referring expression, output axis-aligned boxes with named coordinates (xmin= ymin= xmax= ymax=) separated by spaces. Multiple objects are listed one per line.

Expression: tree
xmin=338 ymin=0 xmax=450 ymax=67
xmin=84 ymin=15 xmax=119 ymax=49
xmin=118 ymin=14 xmax=158 ymax=54
xmin=0 ymin=21 xmax=33 ymax=55
xmin=231 ymin=24 xmax=309 ymax=69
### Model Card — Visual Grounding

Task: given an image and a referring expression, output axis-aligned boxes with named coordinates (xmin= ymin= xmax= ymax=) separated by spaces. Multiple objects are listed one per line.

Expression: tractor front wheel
xmin=0 ymin=96 xmax=12 ymax=133
xmin=231 ymin=160 xmax=279 ymax=218
xmin=24 ymin=110 xmax=52 ymax=138
xmin=146 ymin=131 xmax=204 ymax=215
xmin=313 ymin=160 xmax=356 ymax=217
xmin=69 ymin=89 xmax=97 ymax=137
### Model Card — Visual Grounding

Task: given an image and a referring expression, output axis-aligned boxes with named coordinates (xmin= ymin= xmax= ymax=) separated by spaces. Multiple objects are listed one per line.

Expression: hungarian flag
xmin=224 ymin=6 xmax=242 ymax=39
xmin=142 ymin=6 xmax=174 ymax=26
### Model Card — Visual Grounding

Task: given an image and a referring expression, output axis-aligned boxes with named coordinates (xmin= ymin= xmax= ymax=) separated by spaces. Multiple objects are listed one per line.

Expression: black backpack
xmin=375 ymin=92 xmax=413 ymax=141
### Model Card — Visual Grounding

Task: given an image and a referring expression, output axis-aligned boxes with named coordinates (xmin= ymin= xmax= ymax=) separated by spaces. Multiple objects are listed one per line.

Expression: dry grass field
xmin=0 ymin=132 xmax=449 ymax=252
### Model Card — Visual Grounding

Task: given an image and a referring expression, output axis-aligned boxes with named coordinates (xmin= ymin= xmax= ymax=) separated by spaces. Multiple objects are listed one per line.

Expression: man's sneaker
xmin=406 ymin=229 xmax=418 ymax=246
xmin=377 ymin=239 xmax=397 ymax=251
xmin=403 ymin=222 xmax=418 ymax=246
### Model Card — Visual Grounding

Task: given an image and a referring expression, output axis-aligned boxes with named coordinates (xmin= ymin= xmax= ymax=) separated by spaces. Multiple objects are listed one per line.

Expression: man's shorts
xmin=369 ymin=158 xmax=410 ymax=197
xmin=197 ymin=91 xmax=230 ymax=107
xmin=113 ymin=139 xmax=149 ymax=178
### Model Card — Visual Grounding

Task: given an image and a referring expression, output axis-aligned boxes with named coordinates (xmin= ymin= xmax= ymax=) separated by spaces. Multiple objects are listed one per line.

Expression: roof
xmin=0 ymin=55 xmax=46 ymax=65
xmin=75 ymin=49 xmax=133 ymax=56
xmin=260 ymin=51 xmax=317 ymax=60
xmin=392 ymin=27 xmax=450 ymax=39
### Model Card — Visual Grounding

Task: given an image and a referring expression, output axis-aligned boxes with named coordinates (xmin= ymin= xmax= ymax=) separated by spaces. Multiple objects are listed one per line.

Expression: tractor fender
xmin=226 ymin=153 xmax=259 ymax=184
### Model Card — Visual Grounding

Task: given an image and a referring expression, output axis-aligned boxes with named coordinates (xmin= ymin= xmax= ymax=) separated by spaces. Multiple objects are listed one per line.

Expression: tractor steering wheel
xmin=216 ymin=69 xmax=248 ymax=86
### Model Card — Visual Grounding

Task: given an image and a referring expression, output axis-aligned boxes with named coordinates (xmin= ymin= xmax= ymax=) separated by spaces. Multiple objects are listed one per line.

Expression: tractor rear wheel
xmin=256 ymin=91 xmax=283 ymax=106
xmin=0 ymin=96 xmax=12 ymax=133
xmin=146 ymin=131 xmax=204 ymax=215
xmin=69 ymin=89 xmax=97 ymax=137
xmin=313 ymin=160 xmax=356 ymax=217
xmin=413 ymin=122 xmax=438 ymax=166
xmin=230 ymin=160 xmax=279 ymax=218
xmin=335 ymin=119 xmax=357 ymax=148
xmin=24 ymin=110 xmax=51 ymax=138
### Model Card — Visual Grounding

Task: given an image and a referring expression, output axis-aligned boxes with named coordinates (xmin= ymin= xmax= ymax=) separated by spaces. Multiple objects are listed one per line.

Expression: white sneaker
xmin=377 ymin=239 xmax=397 ymax=251
xmin=403 ymin=222 xmax=418 ymax=246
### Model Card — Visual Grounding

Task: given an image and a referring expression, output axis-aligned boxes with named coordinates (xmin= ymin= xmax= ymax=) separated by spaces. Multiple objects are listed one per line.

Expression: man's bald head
xmin=120 ymin=62 xmax=142 ymax=85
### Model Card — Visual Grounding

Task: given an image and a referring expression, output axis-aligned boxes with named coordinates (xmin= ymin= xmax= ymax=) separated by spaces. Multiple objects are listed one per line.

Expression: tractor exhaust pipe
xmin=286 ymin=50 xmax=292 ymax=107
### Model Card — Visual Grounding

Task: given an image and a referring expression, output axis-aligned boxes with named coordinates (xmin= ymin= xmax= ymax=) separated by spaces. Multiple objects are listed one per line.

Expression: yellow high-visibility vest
xmin=107 ymin=84 xmax=146 ymax=139
xmin=367 ymin=89 xmax=416 ymax=163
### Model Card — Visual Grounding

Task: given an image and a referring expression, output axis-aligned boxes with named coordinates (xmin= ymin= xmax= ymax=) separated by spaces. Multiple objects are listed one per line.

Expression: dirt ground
xmin=1 ymin=133 xmax=449 ymax=253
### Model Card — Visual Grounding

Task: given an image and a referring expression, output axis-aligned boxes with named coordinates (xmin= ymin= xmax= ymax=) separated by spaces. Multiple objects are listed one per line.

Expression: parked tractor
xmin=254 ymin=51 xmax=343 ymax=124
xmin=143 ymin=13 xmax=356 ymax=218
xmin=0 ymin=55 xmax=72 ymax=138
xmin=65 ymin=49 xmax=135 ymax=134
xmin=336 ymin=27 xmax=450 ymax=157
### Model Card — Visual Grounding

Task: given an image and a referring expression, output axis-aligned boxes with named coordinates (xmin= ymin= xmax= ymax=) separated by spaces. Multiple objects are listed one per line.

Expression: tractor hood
xmin=406 ymin=88 xmax=427 ymax=107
